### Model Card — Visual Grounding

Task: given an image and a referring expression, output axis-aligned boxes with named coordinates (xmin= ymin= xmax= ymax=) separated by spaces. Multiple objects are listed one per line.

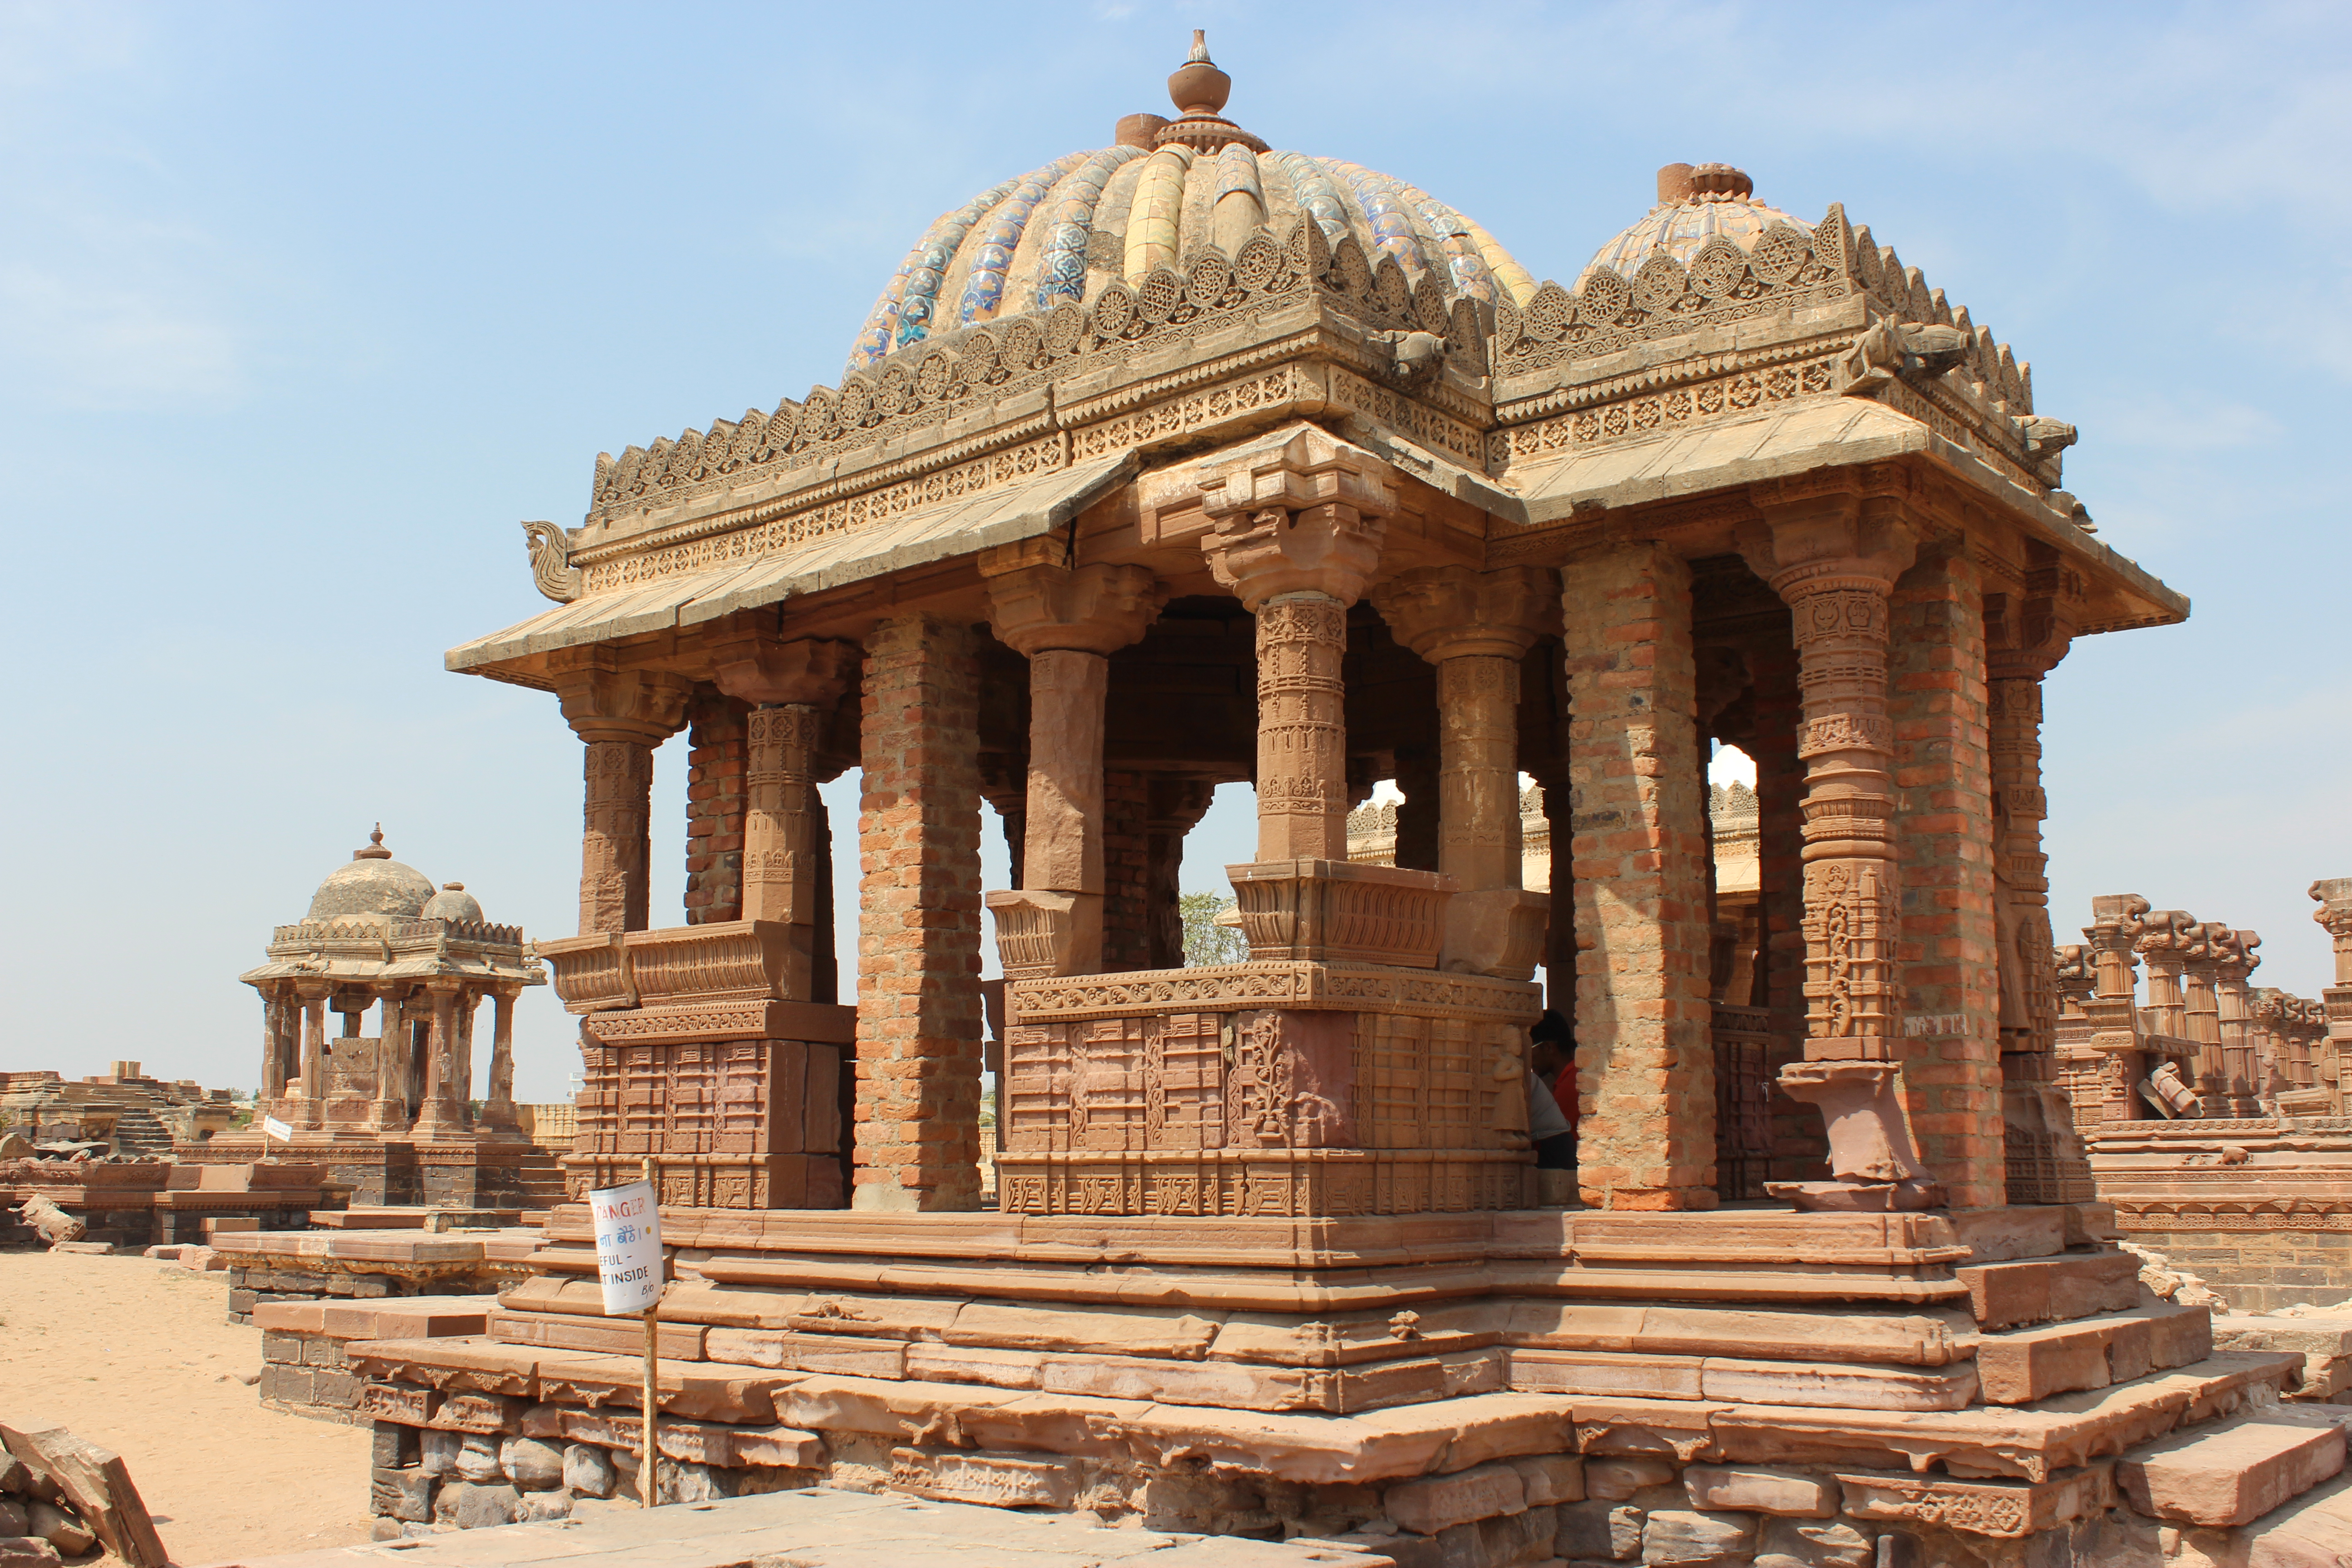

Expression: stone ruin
xmin=0 ymin=1063 xmax=236 ymax=1155
xmin=2052 ymin=880 xmax=2352 ymax=1313
xmin=213 ymin=34 xmax=2352 ymax=1566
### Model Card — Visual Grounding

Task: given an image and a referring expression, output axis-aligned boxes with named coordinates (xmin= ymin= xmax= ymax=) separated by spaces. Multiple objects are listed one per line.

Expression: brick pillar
xmin=852 ymin=613 xmax=984 ymax=1212
xmin=1558 ymin=542 xmax=1715 ymax=1211
xmin=552 ymin=657 xmax=693 ymax=936
xmin=1888 ymin=544 xmax=2004 ymax=1210
xmin=1100 ymin=770 xmax=1154 ymax=973
xmin=1740 ymin=491 xmax=1939 ymax=1209
xmin=684 ymin=692 xmax=748 ymax=925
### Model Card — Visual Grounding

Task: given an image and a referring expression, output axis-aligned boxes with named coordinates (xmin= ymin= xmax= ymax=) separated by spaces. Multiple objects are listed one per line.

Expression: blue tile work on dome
xmin=958 ymin=151 xmax=1091 ymax=329
xmin=1324 ymin=158 xmax=1425 ymax=276
xmin=1033 ymin=147 xmax=1145 ymax=314
xmin=1268 ymin=151 xmax=1349 ymax=245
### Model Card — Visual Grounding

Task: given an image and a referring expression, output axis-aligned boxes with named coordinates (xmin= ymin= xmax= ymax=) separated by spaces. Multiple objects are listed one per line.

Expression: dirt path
xmin=0 ymin=1250 xmax=374 ymax=1565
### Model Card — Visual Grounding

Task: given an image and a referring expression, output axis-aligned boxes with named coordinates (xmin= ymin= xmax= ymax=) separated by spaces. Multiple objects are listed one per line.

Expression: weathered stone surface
xmin=0 ymin=1419 xmax=168 ymax=1568
xmin=370 ymin=1467 xmax=436 ymax=1523
xmin=564 ymin=1443 xmax=617 ymax=1499
xmin=1587 ymin=1458 xmax=1678 ymax=1502
xmin=24 ymin=1503 xmax=92 ymax=1555
xmin=886 ymin=1447 xmax=1079 ymax=1509
xmin=1384 ymin=1462 xmax=1525 ymax=1534
xmin=1559 ymin=1499 xmax=1645 ymax=1560
xmin=0 ymin=1505 xmax=23 ymax=1537
xmin=1755 ymin=1517 xmax=1873 ymax=1568
xmin=452 ymin=1434 xmax=504 ymax=1484
xmin=1681 ymin=1465 xmax=1833 ymax=1517
xmin=517 ymin=1489 xmax=573 ymax=1522
xmin=1833 ymin=1463 xmax=2115 ymax=1539
xmin=499 ymin=1436 xmax=565 ymax=1491
xmin=431 ymin=1480 xmax=521 ymax=1530
xmin=0 ymin=1537 xmax=62 ymax=1568
xmin=370 ymin=1423 xmax=418 ymax=1471
xmin=418 ymin=1429 xmax=459 ymax=1476
xmin=1506 ymin=1454 xmax=1585 ymax=1506
xmin=1641 ymin=1509 xmax=1756 ymax=1565
xmin=2116 ymin=1411 xmax=2346 ymax=1527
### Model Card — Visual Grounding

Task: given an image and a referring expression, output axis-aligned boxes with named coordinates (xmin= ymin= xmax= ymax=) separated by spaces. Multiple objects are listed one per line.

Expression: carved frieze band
xmin=1494 ymin=356 xmax=1838 ymax=470
xmin=1005 ymin=962 xmax=1542 ymax=1023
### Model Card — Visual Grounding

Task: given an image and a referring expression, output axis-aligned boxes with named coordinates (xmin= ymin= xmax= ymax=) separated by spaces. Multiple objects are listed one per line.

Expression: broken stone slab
xmin=1681 ymin=1464 xmax=1835 ymax=1517
xmin=0 ymin=1421 xmax=166 ymax=1568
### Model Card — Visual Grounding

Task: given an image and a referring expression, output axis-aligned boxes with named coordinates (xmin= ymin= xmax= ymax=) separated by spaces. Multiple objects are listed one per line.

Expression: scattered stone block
xmin=0 ymin=1537 xmax=61 ymax=1568
xmin=1506 ymin=1454 xmax=1585 ymax=1505
xmin=517 ymin=1489 xmax=573 ymax=1522
xmin=1757 ymin=1517 xmax=1873 ymax=1568
xmin=2116 ymin=1410 xmax=2346 ymax=1527
xmin=0 ymin=1419 xmax=168 ymax=1567
xmin=49 ymin=1242 xmax=112 ymax=1255
xmin=24 ymin=1504 xmax=90 ymax=1556
xmin=1384 ymin=1462 xmax=1525 ymax=1534
xmin=1682 ymin=1465 xmax=1834 ymax=1518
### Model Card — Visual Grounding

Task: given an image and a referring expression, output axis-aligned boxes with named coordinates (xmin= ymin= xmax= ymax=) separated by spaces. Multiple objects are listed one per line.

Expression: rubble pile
xmin=0 ymin=1421 xmax=167 ymax=1568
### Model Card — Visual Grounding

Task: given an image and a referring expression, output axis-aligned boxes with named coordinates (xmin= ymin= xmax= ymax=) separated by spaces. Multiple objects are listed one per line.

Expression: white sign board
xmin=261 ymin=1116 xmax=294 ymax=1142
xmin=588 ymin=1178 xmax=663 ymax=1316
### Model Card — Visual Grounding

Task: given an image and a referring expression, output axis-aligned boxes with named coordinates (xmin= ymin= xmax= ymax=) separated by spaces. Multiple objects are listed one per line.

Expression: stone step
xmin=1952 ymin=1248 xmax=2141 ymax=1329
xmin=1975 ymin=1301 xmax=2213 ymax=1404
xmin=2116 ymin=1406 xmax=2348 ymax=1527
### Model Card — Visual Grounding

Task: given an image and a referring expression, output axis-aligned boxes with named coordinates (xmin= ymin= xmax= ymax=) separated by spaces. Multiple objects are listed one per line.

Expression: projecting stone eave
xmin=1477 ymin=398 xmax=2187 ymax=637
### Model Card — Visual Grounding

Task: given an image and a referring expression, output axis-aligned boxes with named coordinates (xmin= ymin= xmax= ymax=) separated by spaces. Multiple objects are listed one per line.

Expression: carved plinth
xmin=539 ymin=921 xmax=813 ymax=1014
xmin=1768 ymin=1061 xmax=1944 ymax=1211
xmin=984 ymin=890 xmax=1101 ymax=980
xmin=998 ymin=959 xmax=1540 ymax=1218
xmin=1441 ymin=888 xmax=1551 ymax=980
xmin=1226 ymin=859 xmax=1454 ymax=967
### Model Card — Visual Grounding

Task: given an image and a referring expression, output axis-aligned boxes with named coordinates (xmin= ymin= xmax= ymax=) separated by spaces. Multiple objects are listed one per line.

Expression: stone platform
xmin=325 ymin=1201 xmax=2352 ymax=1562
xmin=2 ymin=1157 xmax=332 ymax=1248
xmin=211 ymin=1227 xmax=543 ymax=1325
xmin=196 ymin=1486 xmax=1405 ymax=1568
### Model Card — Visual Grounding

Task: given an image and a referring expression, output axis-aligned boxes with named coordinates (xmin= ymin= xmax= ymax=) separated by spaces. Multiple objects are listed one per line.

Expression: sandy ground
xmin=0 ymin=1250 xmax=374 ymax=1565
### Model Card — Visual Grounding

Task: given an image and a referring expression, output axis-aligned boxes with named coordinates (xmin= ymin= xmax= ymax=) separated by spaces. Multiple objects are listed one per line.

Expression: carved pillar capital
xmin=709 ymin=634 xmax=858 ymax=709
xmin=983 ymin=562 xmax=1165 ymax=656
xmin=550 ymin=652 xmax=693 ymax=746
xmin=1197 ymin=428 xmax=1394 ymax=608
xmin=1370 ymin=565 xmax=1560 ymax=663
xmin=1735 ymin=494 xmax=1918 ymax=601
xmin=2312 ymin=878 xmax=2352 ymax=966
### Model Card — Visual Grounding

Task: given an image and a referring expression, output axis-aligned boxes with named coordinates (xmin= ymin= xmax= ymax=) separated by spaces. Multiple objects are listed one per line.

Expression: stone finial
xmin=355 ymin=825 xmax=391 ymax=862
xmin=1168 ymin=30 xmax=1228 ymax=115
xmin=1657 ymin=162 xmax=1752 ymax=206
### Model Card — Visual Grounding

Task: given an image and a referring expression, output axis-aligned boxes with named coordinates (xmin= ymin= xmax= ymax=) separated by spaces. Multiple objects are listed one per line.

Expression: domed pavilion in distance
xmin=215 ymin=825 xmax=547 ymax=1208
xmin=396 ymin=36 xmax=2269 ymax=1559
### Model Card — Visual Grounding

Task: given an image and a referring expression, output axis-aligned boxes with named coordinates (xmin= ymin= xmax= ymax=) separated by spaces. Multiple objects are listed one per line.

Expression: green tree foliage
xmin=1180 ymin=892 xmax=1250 ymax=967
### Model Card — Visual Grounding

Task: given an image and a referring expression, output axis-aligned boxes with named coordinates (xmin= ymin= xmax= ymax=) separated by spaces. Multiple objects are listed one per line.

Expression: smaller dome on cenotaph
xmin=305 ymin=824 xmax=437 ymax=921
xmin=420 ymin=882 xmax=485 ymax=923
xmin=1582 ymin=163 xmax=1814 ymax=284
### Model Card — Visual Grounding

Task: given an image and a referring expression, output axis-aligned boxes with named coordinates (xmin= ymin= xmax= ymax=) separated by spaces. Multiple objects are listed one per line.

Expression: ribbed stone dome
xmin=305 ymin=828 xmax=436 ymax=921
xmin=1583 ymin=163 xmax=1813 ymax=284
xmin=846 ymin=36 xmax=1534 ymax=375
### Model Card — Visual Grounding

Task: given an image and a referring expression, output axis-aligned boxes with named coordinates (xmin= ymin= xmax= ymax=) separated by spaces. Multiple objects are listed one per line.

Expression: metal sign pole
xmin=639 ymin=1157 xmax=657 ymax=1510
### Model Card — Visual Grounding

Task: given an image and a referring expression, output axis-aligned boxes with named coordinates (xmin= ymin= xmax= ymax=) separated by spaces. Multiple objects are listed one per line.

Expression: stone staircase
xmin=108 ymin=1100 xmax=175 ymax=1158
xmin=514 ymin=1150 xmax=569 ymax=1212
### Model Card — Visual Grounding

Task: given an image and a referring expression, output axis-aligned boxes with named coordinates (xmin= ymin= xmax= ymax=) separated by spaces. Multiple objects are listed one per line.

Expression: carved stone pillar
xmin=552 ymin=655 xmax=693 ymax=936
xmin=711 ymin=634 xmax=859 ymax=1001
xmin=412 ymin=980 xmax=466 ymax=1139
xmin=1739 ymin=493 xmax=1939 ymax=1210
xmin=2214 ymin=931 xmax=2262 ymax=1117
xmin=2181 ymin=925 xmax=2230 ymax=1115
xmin=2084 ymin=894 xmax=2152 ymax=1122
xmin=2313 ymin=879 xmax=2352 ymax=1107
xmin=1558 ymin=542 xmax=1715 ymax=1211
xmin=296 ymin=981 xmax=330 ymax=1114
xmin=480 ymin=985 xmax=521 ymax=1132
xmin=1525 ymin=763 xmax=1573 ymax=1014
xmin=1372 ymin=565 xmax=1559 ymax=977
xmin=257 ymin=985 xmax=289 ymax=1101
xmin=1199 ymin=429 xmax=1392 ymax=862
xmin=370 ymin=986 xmax=410 ymax=1132
xmin=980 ymin=559 xmax=1163 ymax=978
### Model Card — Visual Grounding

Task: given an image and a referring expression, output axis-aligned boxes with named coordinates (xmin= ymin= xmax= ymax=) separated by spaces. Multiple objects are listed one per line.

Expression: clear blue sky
xmin=3 ymin=2 xmax=2345 ymax=1102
